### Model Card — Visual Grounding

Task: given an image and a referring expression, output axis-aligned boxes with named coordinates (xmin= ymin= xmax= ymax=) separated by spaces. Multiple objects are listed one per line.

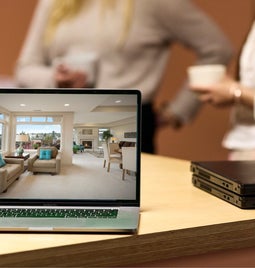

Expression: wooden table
xmin=5 ymin=153 xmax=30 ymax=161
xmin=1 ymin=154 xmax=255 ymax=267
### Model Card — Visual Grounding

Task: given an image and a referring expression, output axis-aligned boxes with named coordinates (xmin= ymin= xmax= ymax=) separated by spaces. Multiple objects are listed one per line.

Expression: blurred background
xmin=0 ymin=0 xmax=254 ymax=161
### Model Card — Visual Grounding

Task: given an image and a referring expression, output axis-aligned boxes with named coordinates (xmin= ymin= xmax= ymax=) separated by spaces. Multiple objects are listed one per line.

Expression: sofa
xmin=0 ymin=158 xmax=24 ymax=193
xmin=28 ymin=146 xmax=61 ymax=175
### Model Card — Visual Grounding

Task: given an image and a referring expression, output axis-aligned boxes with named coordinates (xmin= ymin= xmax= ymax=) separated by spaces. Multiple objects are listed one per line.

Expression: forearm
xmin=158 ymin=0 xmax=234 ymax=123
xmin=167 ymin=82 xmax=202 ymax=123
xmin=15 ymin=64 xmax=55 ymax=88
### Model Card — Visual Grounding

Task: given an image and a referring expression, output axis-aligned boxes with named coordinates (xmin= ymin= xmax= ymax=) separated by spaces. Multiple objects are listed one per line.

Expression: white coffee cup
xmin=53 ymin=53 xmax=98 ymax=87
xmin=187 ymin=64 xmax=226 ymax=86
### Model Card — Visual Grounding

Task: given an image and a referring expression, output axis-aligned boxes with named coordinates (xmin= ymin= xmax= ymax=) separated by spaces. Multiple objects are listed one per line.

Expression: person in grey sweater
xmin=15 ymin=0 xmax=233 ymax=153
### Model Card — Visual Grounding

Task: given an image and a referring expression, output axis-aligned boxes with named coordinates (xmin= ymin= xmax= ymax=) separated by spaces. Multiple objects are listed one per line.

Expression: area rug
xmin=88 ymin=151 xmax=104 ymax=158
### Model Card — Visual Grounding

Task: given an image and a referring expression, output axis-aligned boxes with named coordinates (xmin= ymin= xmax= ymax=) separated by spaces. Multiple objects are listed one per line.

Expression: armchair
xmin=28 ymin=146 xmax=61 ymax=175
xmin=0 ymin=158 xmax=24 ymax=193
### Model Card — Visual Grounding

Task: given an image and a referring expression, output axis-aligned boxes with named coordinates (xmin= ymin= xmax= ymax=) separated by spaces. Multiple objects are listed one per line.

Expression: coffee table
xmin=5 ymin=153 xmax=30 ymax=160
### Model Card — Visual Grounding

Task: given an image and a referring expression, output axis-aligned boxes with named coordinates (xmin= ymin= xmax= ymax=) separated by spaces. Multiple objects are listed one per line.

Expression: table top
xmin=1 ymin=154 xmax=255 ymax=267
xmin=5 ymin=153 xmax=30 ymax=160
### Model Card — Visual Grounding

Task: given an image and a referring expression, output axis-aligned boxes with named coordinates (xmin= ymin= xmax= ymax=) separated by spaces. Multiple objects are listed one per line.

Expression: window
xmin=0 ymin=112 xmax=9 ymax=152
xmin=15 ymin=115 xmax=62 ymax=150
xmin=0 ymin=123 xmax=3 ymax=151
xmin=16 ymin=116 xmax=30 ymax=123
xmin=98 ymin=128 xmax=110 ymax=145
xmin=31 ymin=117 xmax=46 ymax=123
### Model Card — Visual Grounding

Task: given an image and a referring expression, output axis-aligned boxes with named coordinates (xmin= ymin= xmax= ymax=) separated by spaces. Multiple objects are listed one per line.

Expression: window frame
xmin=14 ymin=114 xmax=63 ymax=151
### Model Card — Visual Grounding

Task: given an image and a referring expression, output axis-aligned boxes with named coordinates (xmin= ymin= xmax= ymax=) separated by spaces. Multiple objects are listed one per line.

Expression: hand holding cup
xmin=53 ymin=53 xmax=98 ymax=88
xmin=187 ymin=64 xmax=237 ymax=107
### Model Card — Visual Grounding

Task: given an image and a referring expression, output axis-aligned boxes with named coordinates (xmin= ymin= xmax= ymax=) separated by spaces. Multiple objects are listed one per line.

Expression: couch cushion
xmin=39 ymin=149 xmax=52 ymax=160
xmin=2 ymin=164 xmax=21 ymax=180
xmin=33 ymin=159 xmax=57 ymax=168
xmin=0 ymin=154 xmax=6 ymax=168
xmin=50 ymin=147 xmax=58 ymax=158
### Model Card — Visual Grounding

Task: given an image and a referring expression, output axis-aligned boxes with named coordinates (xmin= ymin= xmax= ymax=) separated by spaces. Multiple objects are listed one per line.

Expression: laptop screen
xmin=0 ymin=88 xmax=141 ymax=206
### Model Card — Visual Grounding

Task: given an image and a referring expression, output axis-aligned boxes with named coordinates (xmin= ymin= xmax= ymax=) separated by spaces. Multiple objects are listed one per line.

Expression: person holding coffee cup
xmin=15 ymin=0 xmax=233 ymax=154
xmin=190 ymin=75 xmax=254 ymax=108
xmin=190 ymin=21 xmax=255 ymax=160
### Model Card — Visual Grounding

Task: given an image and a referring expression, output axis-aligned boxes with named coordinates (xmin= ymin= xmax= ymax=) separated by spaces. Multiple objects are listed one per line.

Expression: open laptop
xmin=0 ymin=88 xmax=141 ymax=233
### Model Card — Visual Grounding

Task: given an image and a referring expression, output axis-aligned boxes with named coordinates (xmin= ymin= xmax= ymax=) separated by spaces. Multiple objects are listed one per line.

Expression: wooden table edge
xmin=1 ymin=219 xmax=255 ymax=267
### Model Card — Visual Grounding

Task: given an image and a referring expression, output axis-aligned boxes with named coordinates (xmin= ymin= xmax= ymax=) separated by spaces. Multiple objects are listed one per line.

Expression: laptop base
xmin=0 ymin=206 xmax=140 ymax=233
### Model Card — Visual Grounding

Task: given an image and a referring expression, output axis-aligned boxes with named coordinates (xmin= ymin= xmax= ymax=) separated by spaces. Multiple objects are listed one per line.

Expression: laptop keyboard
xmin=0 ymin=208 xmax=118 ymax=218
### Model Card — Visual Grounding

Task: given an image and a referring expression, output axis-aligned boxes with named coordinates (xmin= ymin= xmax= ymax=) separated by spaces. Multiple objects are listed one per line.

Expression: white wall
xmin=111 ymin=121 xmax=136 ymax=142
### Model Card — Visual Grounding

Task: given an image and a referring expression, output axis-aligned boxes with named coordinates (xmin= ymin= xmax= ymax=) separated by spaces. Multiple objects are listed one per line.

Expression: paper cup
xmin=53 ymin=53 xmax=98 ymax=87
xmin=187 ymin=64 xmax=226 ymax=86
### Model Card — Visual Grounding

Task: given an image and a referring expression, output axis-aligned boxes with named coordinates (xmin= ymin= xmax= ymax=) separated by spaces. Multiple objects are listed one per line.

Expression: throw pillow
xmin=0 ymin=154 xmax=6 ymax=167
xmin=39 ymin=149 xmax=52 ymax=160
xmin=39 ymin=150 xmax=44 ymax=159
xmin=45 ymin=149 xmax=52 ymax=160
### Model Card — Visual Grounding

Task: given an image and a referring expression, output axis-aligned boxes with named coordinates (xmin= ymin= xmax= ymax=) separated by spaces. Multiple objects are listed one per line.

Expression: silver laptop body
xmin=0 ymin=88 xmax=141 ymax=233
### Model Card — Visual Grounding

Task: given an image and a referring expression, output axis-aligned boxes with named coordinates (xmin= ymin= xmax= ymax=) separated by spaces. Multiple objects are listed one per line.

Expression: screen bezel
xmin=0 ymin=88 xmax=141 ymax=207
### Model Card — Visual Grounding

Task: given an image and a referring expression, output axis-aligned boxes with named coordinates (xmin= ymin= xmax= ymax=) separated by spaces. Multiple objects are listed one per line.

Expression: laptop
xmin=191 ymin=160 xmax=255 ymax=195
xmin=191 ymin=160 xmax=255 ymax=208
xmin=0 ymin=88 xmax=141 ymax=233
xmin=192 ymin=174 xmax=255 ymax=209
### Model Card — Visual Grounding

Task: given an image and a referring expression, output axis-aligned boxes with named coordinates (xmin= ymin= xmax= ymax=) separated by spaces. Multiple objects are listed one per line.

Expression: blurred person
xmin=15 ymin=0 xmax=233 ymax=154
xmin=191 ymin=21 xmax=255 ymax=160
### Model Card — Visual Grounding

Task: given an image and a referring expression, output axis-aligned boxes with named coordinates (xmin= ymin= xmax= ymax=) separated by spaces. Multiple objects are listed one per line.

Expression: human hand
xmin=156 ymin=104 xmax=183 ymax=129
xmin=190 ymin=75 xmax=237 ymax=107
xmin=54 ymin=64 xmax=88 ymax=88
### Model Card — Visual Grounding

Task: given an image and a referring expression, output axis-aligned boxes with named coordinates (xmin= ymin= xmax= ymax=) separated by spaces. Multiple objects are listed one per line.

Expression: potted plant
xmin=73 ymin=145 xmax=79 ymax=154
xmin=102 ymin=130 xmax=113 ymax=143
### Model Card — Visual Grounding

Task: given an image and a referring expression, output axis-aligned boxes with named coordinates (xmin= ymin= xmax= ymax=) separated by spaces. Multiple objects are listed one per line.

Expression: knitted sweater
xmin=15 ymin=0 xmax=233 ymax=122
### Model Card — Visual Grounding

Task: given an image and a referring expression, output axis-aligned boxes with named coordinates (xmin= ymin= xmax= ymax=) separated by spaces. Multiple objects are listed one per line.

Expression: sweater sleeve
xmin=14 ymin=0 xmax=55 ymax=88
xmin=155 ymin=0 xmax=234 ymax=122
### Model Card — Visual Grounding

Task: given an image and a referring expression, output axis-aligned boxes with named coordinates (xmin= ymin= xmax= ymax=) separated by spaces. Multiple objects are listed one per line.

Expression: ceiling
xmin=0 ymin=92 xmax=138 ymax=126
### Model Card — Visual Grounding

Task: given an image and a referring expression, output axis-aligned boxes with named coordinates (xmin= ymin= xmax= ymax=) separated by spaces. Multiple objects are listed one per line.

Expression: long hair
xmin=44 ymin=0 xmax=134 ymax=46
